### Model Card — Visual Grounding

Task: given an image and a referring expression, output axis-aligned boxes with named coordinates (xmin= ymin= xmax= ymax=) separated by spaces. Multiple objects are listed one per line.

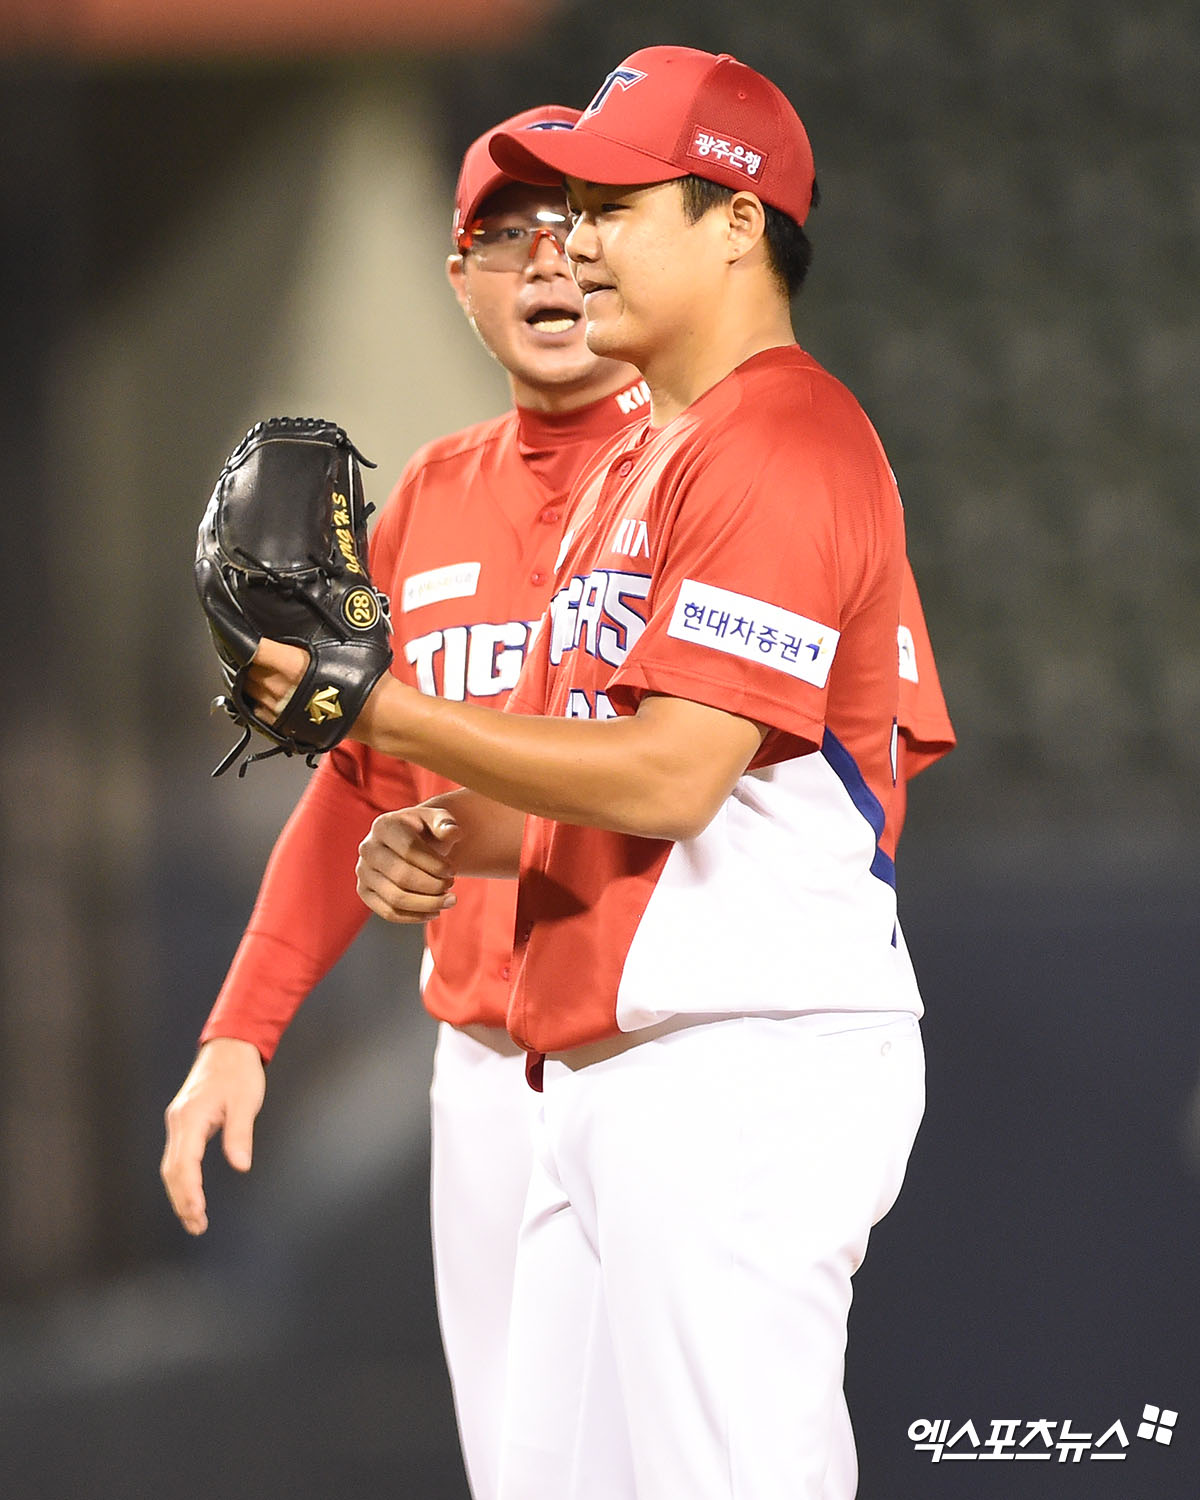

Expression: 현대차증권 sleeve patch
xmin=666 ymin=579 xmax=839 ymax=688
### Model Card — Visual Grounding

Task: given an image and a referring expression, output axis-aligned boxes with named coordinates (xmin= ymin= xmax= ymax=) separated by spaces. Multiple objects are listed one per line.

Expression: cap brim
xmin=489 ymin=127 xmax=687 ymax=192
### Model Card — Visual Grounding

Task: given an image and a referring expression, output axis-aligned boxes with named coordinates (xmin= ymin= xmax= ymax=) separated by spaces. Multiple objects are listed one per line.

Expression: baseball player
xmin=161 ymin=105 xmax=648 ymax=1500
xmin=247 ymin=46 xmax=953 ymax=1500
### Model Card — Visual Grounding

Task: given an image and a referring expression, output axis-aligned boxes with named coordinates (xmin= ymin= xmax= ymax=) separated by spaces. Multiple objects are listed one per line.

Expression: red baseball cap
xmin=488 ymin=47 xmax=816 ymax=225
xmin=452 ymin=105 xmax=581 ymax=246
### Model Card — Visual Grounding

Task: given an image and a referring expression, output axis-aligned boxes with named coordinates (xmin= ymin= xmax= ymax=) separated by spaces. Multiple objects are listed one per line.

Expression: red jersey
xmin=200 ymin=378 xmax=649 ymax=1060
xmin=506 ymin=346 xmax=926 ymax=1056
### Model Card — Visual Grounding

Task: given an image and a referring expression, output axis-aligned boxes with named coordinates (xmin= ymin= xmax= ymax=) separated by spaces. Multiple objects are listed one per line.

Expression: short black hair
xmin=677 ymin=175 xmax=818 ymax=297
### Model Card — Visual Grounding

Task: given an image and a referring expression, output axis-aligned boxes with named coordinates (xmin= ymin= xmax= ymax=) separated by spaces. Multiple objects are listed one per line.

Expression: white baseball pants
xmin=497 ymin=1010 xmax=925 ymax=1500
xmin=430 ymin=1023 xmax=538 ymax=1500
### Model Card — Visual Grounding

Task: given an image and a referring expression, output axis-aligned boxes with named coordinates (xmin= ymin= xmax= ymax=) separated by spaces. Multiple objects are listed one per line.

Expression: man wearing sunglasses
xmin=161 ymin=105 xmax=645 ymax=1500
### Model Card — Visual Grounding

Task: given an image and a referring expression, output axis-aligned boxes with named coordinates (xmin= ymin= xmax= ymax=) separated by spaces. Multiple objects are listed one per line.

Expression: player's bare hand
xmin=161 ymin=1038 xmax=266 ymax=1235
xmin=244 ymin=637 xmax=310 ymax=723
xmin=357 ymin=806 xmax=461 ymax=924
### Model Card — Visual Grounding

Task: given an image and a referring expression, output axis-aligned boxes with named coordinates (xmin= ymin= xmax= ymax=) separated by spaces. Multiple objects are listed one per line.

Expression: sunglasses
xmin=457 ymin=210 xmax=571 ymax=271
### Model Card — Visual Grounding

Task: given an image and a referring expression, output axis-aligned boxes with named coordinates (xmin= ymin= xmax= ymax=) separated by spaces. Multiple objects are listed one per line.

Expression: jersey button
xmin=617 ymin=459 xmax=633 ymax=477
xmin=530 ymin=569 xmax=547 ymax=586
xmin=500 ymin=964 xmax=511 ymax=982
xmin=538 ymin=507 xmax=560 ymax=524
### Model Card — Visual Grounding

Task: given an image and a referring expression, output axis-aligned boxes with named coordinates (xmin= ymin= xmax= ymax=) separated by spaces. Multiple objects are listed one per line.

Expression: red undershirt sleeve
xmin=199 ymin=742 xmax=419 ymax=1062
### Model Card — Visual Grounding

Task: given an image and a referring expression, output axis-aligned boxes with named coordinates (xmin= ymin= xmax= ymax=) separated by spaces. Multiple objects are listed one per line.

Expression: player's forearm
xmin=354 ymin=678 xmax=764 ymax=842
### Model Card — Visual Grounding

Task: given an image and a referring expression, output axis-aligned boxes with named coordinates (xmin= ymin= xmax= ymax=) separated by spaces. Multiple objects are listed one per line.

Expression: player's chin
xmin=581 ymin=315 xmax=632 ymax=364
xmin=513 ymin=336 xmax=601 ymax=385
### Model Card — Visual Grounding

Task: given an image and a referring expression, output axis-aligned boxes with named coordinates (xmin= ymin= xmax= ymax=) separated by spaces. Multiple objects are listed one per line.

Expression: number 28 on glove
xmin=194 ymin=416 xmax=393 ymax=777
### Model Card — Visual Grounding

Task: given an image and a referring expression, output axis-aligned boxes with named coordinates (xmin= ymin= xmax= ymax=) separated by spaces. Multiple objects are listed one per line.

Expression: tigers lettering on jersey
xmin=547 ymin=568 xmax=651 ymax=668
xmin=565 ymin=689 xmax=619 ymax=720
xmin=406 ymin=618 xmax=533 ymax=701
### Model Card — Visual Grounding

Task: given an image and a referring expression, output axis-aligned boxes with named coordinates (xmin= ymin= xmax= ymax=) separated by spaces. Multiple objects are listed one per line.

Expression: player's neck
xmin=509 ymin=361 xmax=641 ymax=417
xmin=645 ymin=298 xmax=796 ymax=427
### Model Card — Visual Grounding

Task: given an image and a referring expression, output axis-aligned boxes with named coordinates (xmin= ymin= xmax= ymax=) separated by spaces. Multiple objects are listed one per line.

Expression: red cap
xmin=488 ymin=47 xmax=816 ymax=226
xmin=452 ymin=105 xmax=581 ymax=246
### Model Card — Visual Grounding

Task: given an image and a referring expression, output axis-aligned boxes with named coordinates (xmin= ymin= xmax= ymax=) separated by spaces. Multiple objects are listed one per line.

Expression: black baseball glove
xmin=195 ymin=416 xmax=393 ymax=777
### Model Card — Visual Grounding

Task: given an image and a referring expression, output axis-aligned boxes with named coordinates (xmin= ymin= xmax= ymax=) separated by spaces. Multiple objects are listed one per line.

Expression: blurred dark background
xmin=1 ymin=1 xmax=1198 ymax=1496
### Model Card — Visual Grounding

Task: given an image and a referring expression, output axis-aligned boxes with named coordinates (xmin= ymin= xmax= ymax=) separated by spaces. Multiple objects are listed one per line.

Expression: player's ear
xmin=725 ymin=190 xmax=767 ymax=265
xmin=446 ymin=253 xmax=471 ymax=313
